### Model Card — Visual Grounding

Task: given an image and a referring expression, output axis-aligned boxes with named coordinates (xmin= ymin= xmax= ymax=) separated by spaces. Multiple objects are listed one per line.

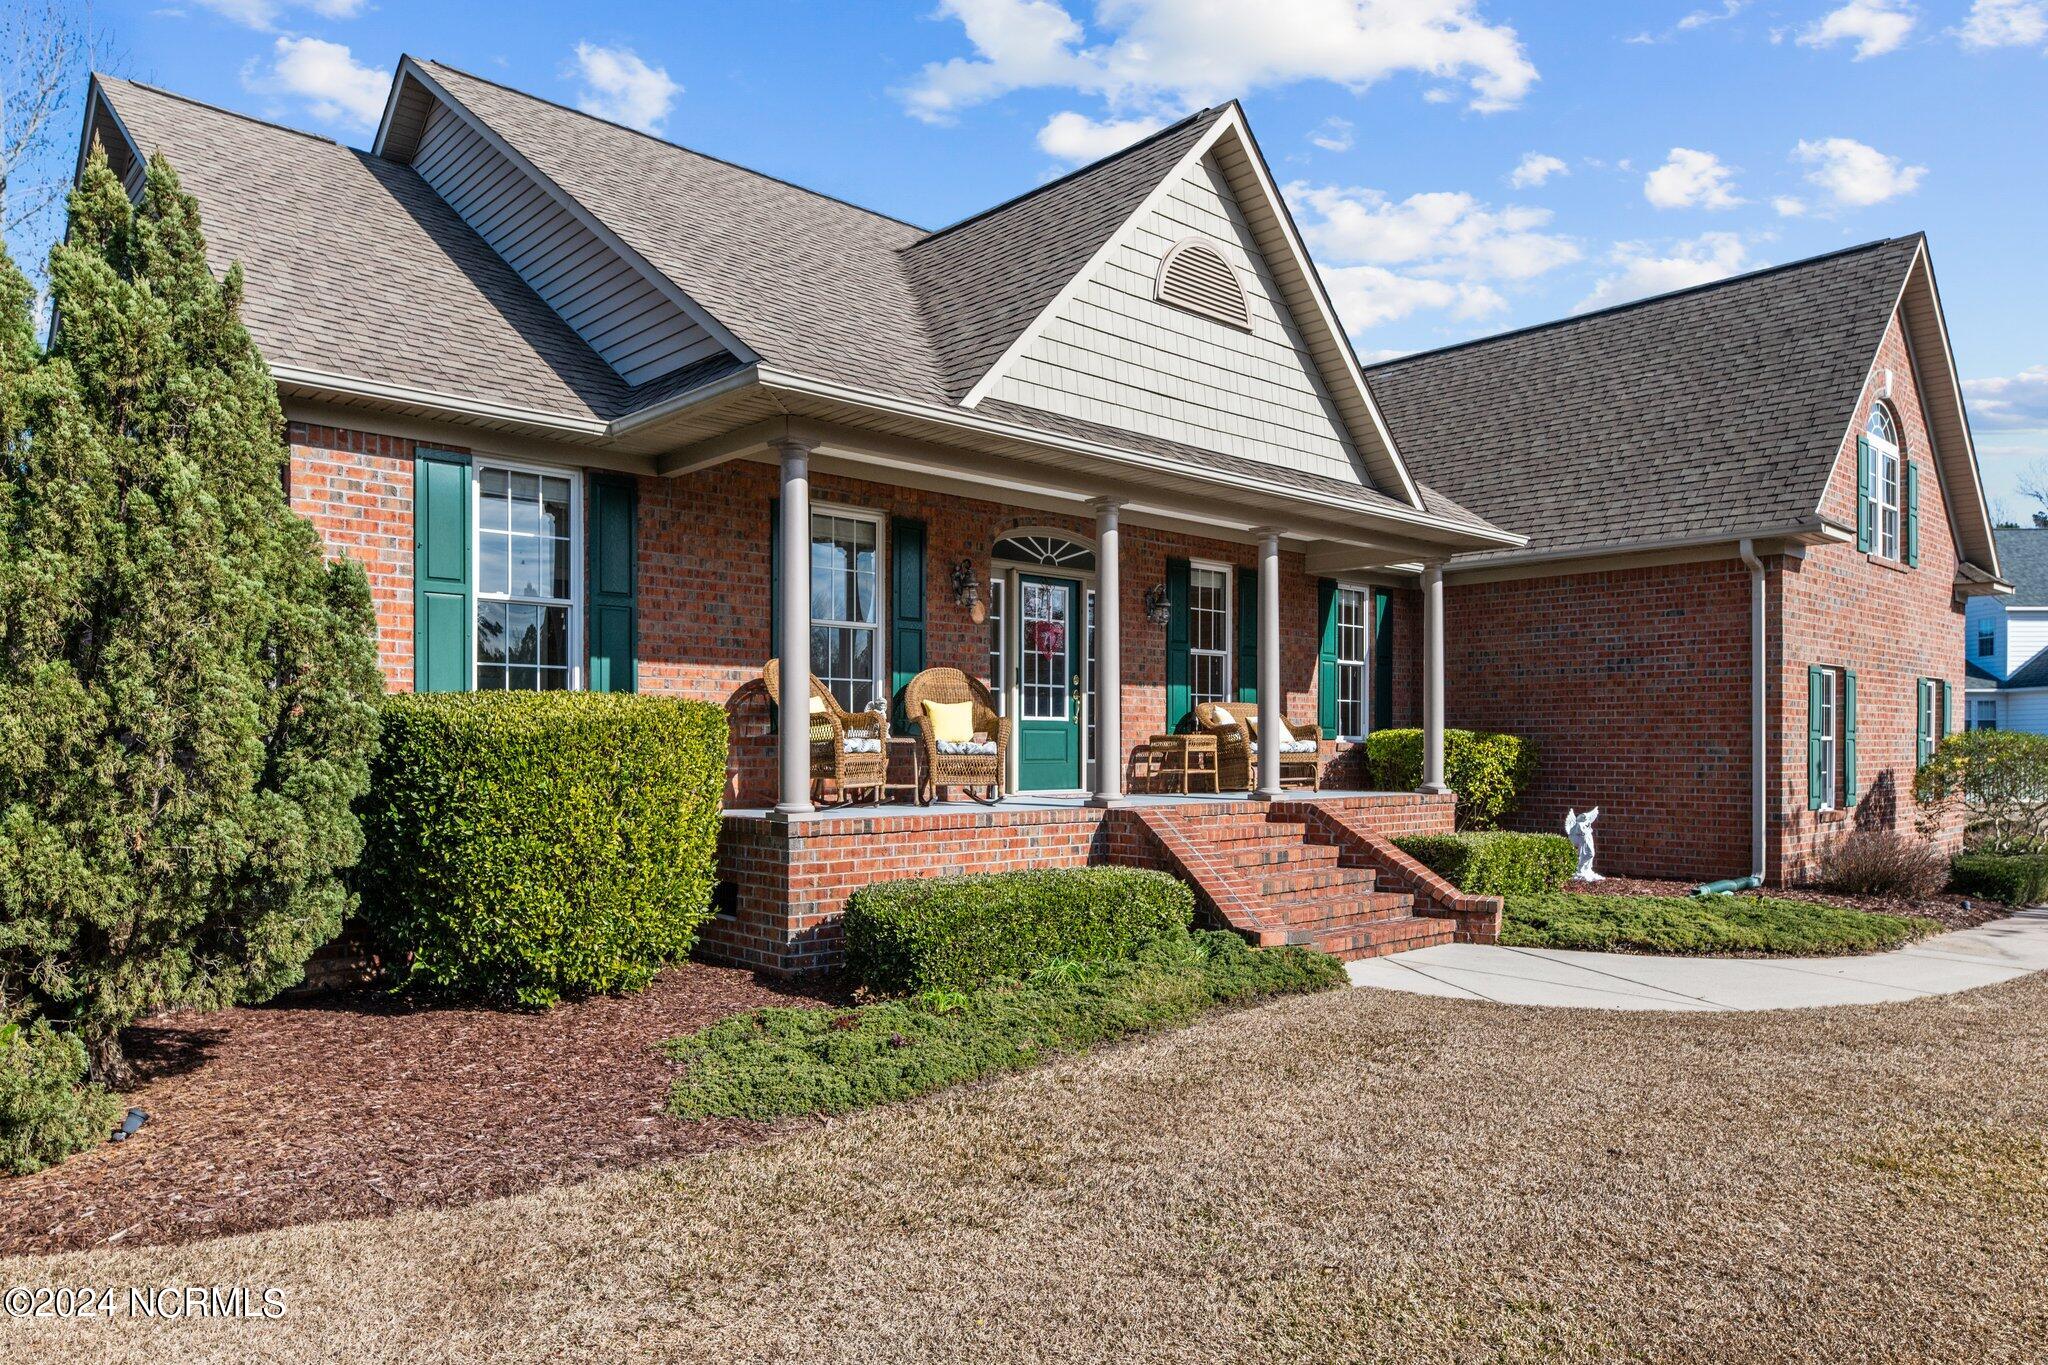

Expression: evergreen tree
xmin=0 ymin=150 xmax=381 ymax=1084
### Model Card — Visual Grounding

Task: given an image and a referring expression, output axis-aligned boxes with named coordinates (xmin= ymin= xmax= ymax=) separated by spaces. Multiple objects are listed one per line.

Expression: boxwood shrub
xmin=1365 ymin=727 xmax=1536 ymax=829
xmin=1950 ymin=852 xmax=2048 ymax=906
xmin=356 ymin=692 xmax=726 ymax=1007
xmin=2 ymin=1019 xmax=120 ymax=1176
xmin=843 ymin=866 xmax=1196 ymax=995
xmin=1393 ymin=831 xmax=1577 ymax=896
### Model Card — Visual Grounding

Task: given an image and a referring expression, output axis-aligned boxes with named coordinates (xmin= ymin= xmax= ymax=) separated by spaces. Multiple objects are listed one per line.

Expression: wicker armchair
xmin=904 ymin=667 xmax=1011 ymax=804
xmin=1192 ymin=698 xmax=1323 ymax=792
xmin=760 ymin=659 xmax=888 ymax=805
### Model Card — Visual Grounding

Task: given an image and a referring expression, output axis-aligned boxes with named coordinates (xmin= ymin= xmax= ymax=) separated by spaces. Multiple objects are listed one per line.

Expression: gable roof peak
xmin=93 ymin=73 xmax=345 ymax=152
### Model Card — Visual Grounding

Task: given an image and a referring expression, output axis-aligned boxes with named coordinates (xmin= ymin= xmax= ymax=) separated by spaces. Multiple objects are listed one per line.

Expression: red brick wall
xmin=286 ymin=423 xmax=431 ymax=692
xmin=1772 ymin=314 xmax=1966 ymax=881
xmin=1438 ymin=560 xmax=1754 ymax=880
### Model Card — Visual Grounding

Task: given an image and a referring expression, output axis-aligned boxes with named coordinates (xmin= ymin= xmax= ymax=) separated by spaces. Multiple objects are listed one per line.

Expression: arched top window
xmin=1155 ymin=238 xmax=1251 ymax=330
xmin=1864 ymin=403 xmax=1902 ymax=560
xmin=992 ymin=533 xmax=1095 ymax=572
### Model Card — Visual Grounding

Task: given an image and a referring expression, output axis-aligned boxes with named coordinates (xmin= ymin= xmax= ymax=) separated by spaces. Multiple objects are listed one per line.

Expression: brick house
xmin=77 ymin=59 xmax=2002 ymax=969
xmin=1369 ymin=239 xmax=2007 ymax=883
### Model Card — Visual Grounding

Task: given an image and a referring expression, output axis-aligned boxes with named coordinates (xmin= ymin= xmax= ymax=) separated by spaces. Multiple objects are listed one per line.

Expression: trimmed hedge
xmin=1500 ymin=892 xmax=1931 ymax=956
xmin=844 ymin=867 xmax=1196 ymax=995
xmin=1365 ymin=727 xmax=1536 ymax=829
xmin=1394 ymin=831 xmax=1577 ymax=896
xmin=1950 ymin=852 xmax=2048 ymax=906
xmin=356 ymin=693 xmax=726 ymax=1007
xmin=2 ymin=1019 xmax=120 ymax=1177
xmin=666 ymin=930 xmax=1345 ymax=1120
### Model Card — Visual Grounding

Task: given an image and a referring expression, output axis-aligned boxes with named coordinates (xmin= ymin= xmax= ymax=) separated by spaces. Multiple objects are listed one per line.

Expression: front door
xmin=1016 ymin=573 xmax=1082 ymax=791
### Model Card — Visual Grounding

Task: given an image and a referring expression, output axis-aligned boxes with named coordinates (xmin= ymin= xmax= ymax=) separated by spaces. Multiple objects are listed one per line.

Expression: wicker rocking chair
xmin=1193 ymin=698 xmax=1323 ymax=792
xmin=904 ymin=667 xmax=1011 ymax=805
xmin=760 ymin=658 xmax=888 ymax=806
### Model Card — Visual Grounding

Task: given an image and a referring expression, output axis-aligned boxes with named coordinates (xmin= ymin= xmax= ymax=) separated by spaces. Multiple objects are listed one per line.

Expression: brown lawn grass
xmin=8 ymin=973 xmax=2048 ymax=1363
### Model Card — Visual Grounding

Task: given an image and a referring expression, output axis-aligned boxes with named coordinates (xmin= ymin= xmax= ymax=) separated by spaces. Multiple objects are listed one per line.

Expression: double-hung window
xmin=1977 ymin=621 xmax=1996 ymax=658
xmin=1335 ymin=586 xmax=1370 ymax=740
xmin=1972 ymin=698 xmax=1998 ymax=731
xmin=809 ymin=510 xmax=883 ymax=713
xmin=1188 ymin=564 xmax=1232 ymax=708
xmin=1917 ymin=678 xmax=1945 ymax=765
xmin=1814 ymin=669 xmax=1838 ymax=811
xmin=475 ymin=463 xmax=579 ymax=691
xmin=1867 ymin=406 xmax=1901 ymax=561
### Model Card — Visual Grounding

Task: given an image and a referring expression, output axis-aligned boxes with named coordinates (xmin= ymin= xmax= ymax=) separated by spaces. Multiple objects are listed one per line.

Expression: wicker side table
xmin=1147 ymin=733 xmax=1219 ymax=794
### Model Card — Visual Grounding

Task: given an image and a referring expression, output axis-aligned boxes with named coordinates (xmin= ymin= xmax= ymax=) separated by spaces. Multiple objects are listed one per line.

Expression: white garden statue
xmin=1564 ymin=807 xmax=1603 ymax=882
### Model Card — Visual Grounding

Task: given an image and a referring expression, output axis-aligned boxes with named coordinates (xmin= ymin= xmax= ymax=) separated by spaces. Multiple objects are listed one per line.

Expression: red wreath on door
xmin=1029 ymin=620 xmax=1066 ymax=656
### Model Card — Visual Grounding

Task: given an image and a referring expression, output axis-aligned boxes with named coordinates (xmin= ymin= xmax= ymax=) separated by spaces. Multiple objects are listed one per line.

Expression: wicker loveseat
xmin=904 ymin=667 xmax=1011 ymax=804
xmin=760 ymin=658 xmax=888 ymax=805
xmin=1192 ymin=698 xmax=1323 ymax=792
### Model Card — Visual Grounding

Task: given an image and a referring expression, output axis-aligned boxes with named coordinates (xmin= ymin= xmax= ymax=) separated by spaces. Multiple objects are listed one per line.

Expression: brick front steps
xmin=1132 ymin=802 xmax=1502 ymax=961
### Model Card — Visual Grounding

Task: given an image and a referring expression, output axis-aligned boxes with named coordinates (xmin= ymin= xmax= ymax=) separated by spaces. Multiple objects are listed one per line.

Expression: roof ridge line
xmin=1369 ymin=234 xmax=1921 ymax=372
xmin=94 ymin=73 xmax=347 ymax=150
xmin=416 ymin=58 xmax=928 ymax=233
xmin=906 ymin=105 xmax=1222 ymax=250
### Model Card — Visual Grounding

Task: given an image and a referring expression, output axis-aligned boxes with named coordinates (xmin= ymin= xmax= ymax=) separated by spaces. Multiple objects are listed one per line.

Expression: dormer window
xmin=1156 ymin=239 xmax=1251 ymax=330
xmin=1865 ymin=405 xmax=1901 ymax=560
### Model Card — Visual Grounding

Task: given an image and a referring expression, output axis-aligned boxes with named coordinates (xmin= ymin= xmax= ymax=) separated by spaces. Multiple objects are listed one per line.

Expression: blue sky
xmin=49 ymin=0 xmax=2048 ymax=516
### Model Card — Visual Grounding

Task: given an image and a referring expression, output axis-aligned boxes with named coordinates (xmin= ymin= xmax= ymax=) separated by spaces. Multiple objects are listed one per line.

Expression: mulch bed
xmin=1 ymin=963 xmax=847 ymax=1258
xmin=1577 ymin=876 xmax=2006 ymax=932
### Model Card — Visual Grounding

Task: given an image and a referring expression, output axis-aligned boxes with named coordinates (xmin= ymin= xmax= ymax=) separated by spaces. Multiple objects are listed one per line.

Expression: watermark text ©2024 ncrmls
xmin=4 ymin=1284 xmax=288 ymax=1321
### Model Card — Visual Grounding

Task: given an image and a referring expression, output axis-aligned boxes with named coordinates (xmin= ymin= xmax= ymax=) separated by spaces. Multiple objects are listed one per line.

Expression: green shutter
xmin=414 ymin=449 xmax=472 ymax=693
xmin=587 ymin=475 xmax=638 ymax=693
xmin=1856 ymin=436 xmax=1873 ymax=554
xmin=1904 ymin=462 xmax=1921 ymax=567
xmin=1165 ymin=557 xmax=1191 ymax=732
xmin=1371 ymin=588 xmax=1394 ymax=732
xmin=1842 ymin=668 xmax=1858 ymax=807
xmin=1807 ymin=665 xmax=1826 ymax=811
xmin=889 ymin=517 xmax=927 ymax=735
xmin=1316 ymin=579 xmax=1340 ymax=734
xmin=1235 ymin=564 xmax=1258 ymax=705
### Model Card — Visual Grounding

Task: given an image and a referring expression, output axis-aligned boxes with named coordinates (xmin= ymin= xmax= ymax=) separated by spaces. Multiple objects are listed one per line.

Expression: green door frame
xmin=1014 ymin=572 xmax=1083 ymax=791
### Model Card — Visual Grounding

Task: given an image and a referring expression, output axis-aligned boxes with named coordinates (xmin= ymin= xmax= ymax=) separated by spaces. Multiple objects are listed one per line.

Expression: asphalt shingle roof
xmin=2004 ymin=651 xmax=2048 ymax=690
xmin=1993 ymin=527 xmax=2048 ymax=607
xmin=1367 ymin=237 xmax=1925 ymax=563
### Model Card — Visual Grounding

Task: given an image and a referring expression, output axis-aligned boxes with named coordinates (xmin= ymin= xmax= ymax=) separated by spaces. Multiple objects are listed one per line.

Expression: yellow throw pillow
xmin=922 ymin=699 xmax=976 ymax=745
xmin=807 ymin=694 xmax=827 ymax=715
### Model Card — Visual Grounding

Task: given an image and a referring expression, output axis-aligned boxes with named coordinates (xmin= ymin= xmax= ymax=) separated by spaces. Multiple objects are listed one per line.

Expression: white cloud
xmin=568 ymin=42 xmax=682 ymax=134
xmin=1286 ymin=179 xmax=1578 ymax=336
xmin=243 ymin=36 xmax=388 ymax=129
xmin=1036 ymin=110 xmax=1166 ymax=161
xmin=1965 ymin=365 xmax=2048 ymax=429
xmin=1773 ymin=194 xmax=1809 ymax=216
xmin=903 ymin=0 xmax=1540 ymax=139
xmin=1310 ymin=117 xmax=1355 ymax=153
xmin=1508 ymin=152 xmax=1567 ymax=188
xmin=1957 ymin=0 xmax=2048 ymax=48
xmin=1798 ymin=0 xmax=1917 ymax=59
xmin=1792 ymin=136 xmax=1927 ymax=206
xmin=1678 ymin=1 xmax=1750 ymax=30
xmin=1642 ymin=147 xmax=1744 ymax=209
xmin=191 ymin=0 xmax=362 ymax=31
xmin=1575 ymin=232 xmax=1754 ymax=312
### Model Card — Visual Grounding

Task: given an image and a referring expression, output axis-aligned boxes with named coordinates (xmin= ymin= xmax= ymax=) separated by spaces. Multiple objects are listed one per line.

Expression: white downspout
xmin=1738 ymin=539 xmax=1767 ymax=883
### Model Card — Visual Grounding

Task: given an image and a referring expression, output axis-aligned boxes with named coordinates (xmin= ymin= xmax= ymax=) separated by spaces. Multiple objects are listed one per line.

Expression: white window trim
xmin=987 ymin=577 xmax=1005 ymax=715
xmin=1188 ymin=558 xmax=1234 ymax=709
xmin=1867 ymin=406 xmax=1902 ymax=562
xmin=1815 ymin=668 xmax=1838 ymax=813
xmin=808 ymin=501 xmax=888 ymax=714
xmin=1918 ymin=679 xmax=1940 ymax=762
xmin=471 ymin=456 xmax=584 ymax=692
xmin=1334 ymin=583 xmax=1371 ymax=742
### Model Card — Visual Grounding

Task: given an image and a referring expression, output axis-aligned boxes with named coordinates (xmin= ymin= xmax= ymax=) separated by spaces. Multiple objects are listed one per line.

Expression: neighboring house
xmin=1369 ymin=239 xmax=2006 ymax=883
xmin=74 ymin=60 xmax=2002 ymax=965
xmin=1963 ymin=527 xmax=2048 ymax=732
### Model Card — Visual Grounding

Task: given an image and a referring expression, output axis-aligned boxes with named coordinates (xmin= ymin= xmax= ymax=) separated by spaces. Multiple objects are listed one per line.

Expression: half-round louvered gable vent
xmin=1155 ymin=239 xmax=1251 ymax=330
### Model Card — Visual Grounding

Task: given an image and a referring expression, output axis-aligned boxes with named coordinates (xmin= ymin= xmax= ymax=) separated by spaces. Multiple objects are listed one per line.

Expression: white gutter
xmin=1739 ymin=538 xmax=1768 ymax=883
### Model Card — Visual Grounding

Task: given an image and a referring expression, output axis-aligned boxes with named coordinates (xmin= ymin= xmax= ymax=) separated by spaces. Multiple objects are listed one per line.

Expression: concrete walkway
xmin=1345 ymin=908 xmax=2048 ymax=1011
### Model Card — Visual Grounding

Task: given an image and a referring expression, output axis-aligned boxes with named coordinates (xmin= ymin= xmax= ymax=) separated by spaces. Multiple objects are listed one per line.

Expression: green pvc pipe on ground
xmin=1693 ymin=875 xmax=1763 ymax=897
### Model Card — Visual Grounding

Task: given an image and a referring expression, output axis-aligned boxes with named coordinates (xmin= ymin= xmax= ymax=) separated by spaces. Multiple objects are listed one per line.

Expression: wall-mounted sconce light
xmin=1144 ymin=583 xmax=1171 ymax=626
xmin=951 ymin=559 xmax=986 ymax=623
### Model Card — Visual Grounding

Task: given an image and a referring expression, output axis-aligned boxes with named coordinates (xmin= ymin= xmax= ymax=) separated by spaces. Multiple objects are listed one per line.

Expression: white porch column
xmin=775 ymin=439 xmax=814 ymax=816
xmin=1421 ymin=560 xmax=1449 ymax=794
xmin=1256 ymin=529 xmax=1283 ymax=800
xmin=1090 ymin=498 xmax=1123 ymax=806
